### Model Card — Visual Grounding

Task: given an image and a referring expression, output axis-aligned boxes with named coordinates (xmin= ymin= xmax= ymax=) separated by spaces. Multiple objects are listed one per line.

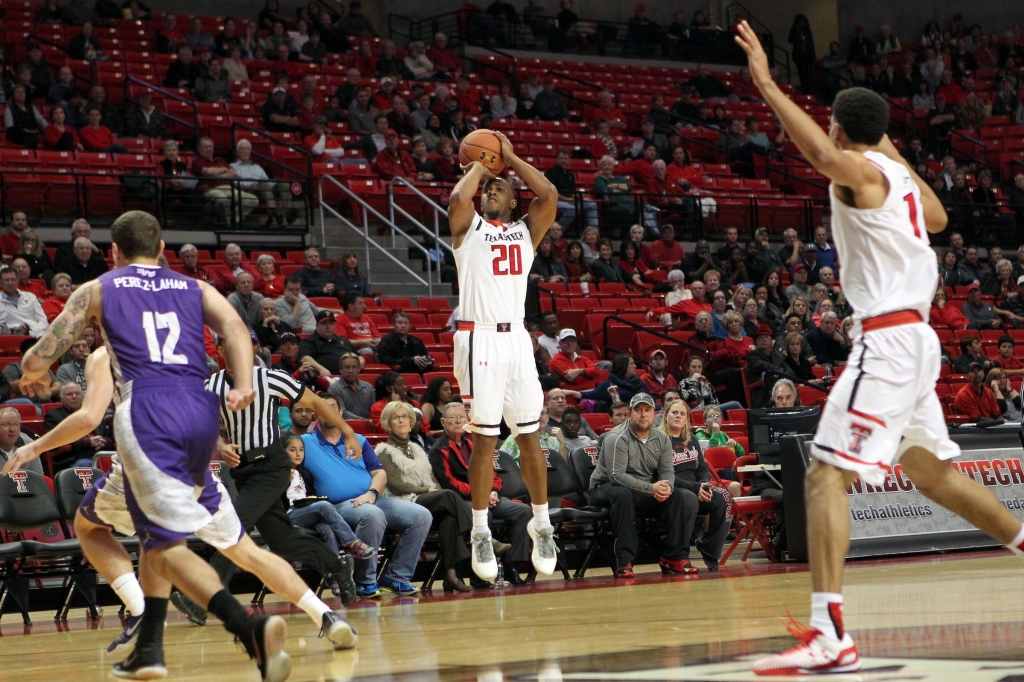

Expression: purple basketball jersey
xmin=100 ymin=264 xmax=210 ymax=388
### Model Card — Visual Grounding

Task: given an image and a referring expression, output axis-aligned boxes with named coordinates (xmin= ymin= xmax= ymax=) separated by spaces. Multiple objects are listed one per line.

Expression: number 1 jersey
xmin=100 ymin=264 xmax=211 ymax=389
xmin=453 ymin=214 xmax=534 ymax=324
xmin=828 ymin=150 xmax=938 ymax=324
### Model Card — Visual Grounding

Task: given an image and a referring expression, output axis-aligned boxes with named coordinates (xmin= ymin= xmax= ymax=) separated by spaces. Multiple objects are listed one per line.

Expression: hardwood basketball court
xmin=1 ymin=551 xmax=1022 ymax=681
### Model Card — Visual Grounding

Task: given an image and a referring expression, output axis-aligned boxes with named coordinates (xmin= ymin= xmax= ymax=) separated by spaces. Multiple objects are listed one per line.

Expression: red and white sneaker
xmin=752 ymin=612 xmax=860 ymax=676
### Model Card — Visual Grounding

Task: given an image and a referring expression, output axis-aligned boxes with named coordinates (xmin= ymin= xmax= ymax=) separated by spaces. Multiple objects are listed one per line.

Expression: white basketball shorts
xmin=812 ymin=318 xmax=960 ymax=486
xmin=453 ymin=323 xmax=543 ymax=438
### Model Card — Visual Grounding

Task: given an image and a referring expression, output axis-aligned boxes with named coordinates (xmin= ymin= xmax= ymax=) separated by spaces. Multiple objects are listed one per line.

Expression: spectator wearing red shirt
xmin=0 ymin=212 xmax=29 ymax=258
xmin=935 ymin=71 xmax=965 ymax=106
xmin=686 ymin=310 xmax=745 ymax=404
xmin=622 ymin=144 xmax=658 ymax=192
xmin=954 ymin=362 xmax=1002 ymax=420
xmin=368 ymin=371 xmax=421 ymax=428
xmin=930 ymin=287 xmax=970 ymax=330
xmin=178 ymin=243 xmax=222 ymax=288
xmin=372 ymin=129 xmax=417 ymax=180
xmin=336 ymin=292 xmax=381 ymax=359
xmin=42 ymin=273 xmax=71 ymax=322
xmin=732 ymin=67 xmax=761 ymax=100
xmin=305 ymin=117 xmax=346 ymax=158
xmin=721 ymin=311 xmax=755 ymax=362
xmin=647 ymin=159 xmax=689 ymax=207
xmin=453 ymin=75 xmax=485 ymax=116
xmin=547 ymin=329 xmax=601 ymax=387
xmin=996 ymin=336 xmax=1024 ymax=376
xmin=666 ymin=146 xmax=704 ymax=191
xmin=42 ymin=105 xmax=83 ymax=152
xmin=637 ymin=349 xmax=678 ymax=402
xmin=647 ymin=224 xmax=685 ymax=269
xmin=11 ymin=258 xmax=46 ymax=298
xmin=208 ymin=243 xmax=266 ymax=295
xmin=373 ymin=78 xmax=398 ymax=113
xmin=591 ymin=90 xmax=627 ymax=130
xmin=649 ymin=279 xmax=711 ymax=321
xmin=79 ymin=107 xmax=126 ymax=153
xmin=426 ymin=32 xmax=461 ymax=78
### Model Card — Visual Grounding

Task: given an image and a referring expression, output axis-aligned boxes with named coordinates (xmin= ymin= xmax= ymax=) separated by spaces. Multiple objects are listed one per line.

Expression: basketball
xmin=459 ymin=129 xmax=506 ymax=174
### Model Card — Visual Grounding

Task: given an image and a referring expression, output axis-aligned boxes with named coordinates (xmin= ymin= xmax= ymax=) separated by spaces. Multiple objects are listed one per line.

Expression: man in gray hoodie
xmin=588 ymin=392 xmax=693 ymax=578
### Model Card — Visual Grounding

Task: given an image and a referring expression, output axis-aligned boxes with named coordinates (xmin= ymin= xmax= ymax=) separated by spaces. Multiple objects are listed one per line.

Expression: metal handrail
xmin=600 ymin=314 xmax=711 ymax=362
xmin=230 ymin=121 xmax=313 ymax=180
xmin=318 ymin=175 xmax=433 ymax=296
xmin=547 ymin=70 xmax=618 ymax=106
xmin=26 ymin=33 xmax=71 ymax=55
xmin=387 ymin=177 xmax=454 ymax=287
xmin=123 ymin=75 xmax=199 ymax=141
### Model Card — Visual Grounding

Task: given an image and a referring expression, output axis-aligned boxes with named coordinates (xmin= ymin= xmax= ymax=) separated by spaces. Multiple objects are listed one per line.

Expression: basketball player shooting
xmin=736 ymin=21 xmax=1024 ymax=676
xmin=447 ymin=131 xmax=559 ymax=580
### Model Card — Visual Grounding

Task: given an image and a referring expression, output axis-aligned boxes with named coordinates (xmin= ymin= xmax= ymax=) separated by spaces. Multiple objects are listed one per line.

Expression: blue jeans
xmin=288 ymin=500 xmax=357 ymax=555
xmin=334 ymin=496 xmax=432 ymax=585
xmin=557 ymin=198 xmax=599 ymax=228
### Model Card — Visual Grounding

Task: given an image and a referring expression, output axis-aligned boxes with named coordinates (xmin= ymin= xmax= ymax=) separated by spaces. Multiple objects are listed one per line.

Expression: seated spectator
xmin=805 ymin=312 xmax=849 ymax=365
xmin=929 ymin=287 xmax=968 ymax=331
xmin=372 ymin=129 xmax=416 ymax=180
xmin=55 ymin=337 xmax=90 ymax=389
xmin=648 ymin=224 xmax=685 ymax=269
xmin=589 ymin=392 xmax=692 ymax=578
xmin=692 ymin=405 xmax=743 ymax=495
xmin=559 ymin=406 xmax=596 ymax=450
xmin=403 ymin=40 xmax=434 ymax=80
xmin=155 ymin=14 xmax=186 ymax=54
xmin=177 ymin=243 xmax=218 ymax=288
xmin=195 ymin=57 xmax=231 ymax=103
xmin=954 ymin=334 xmax=995 ymax=374
xmin=123 ymin=91 xmax=166 ymax=139
xmin=208 ymin=242 xmax=266 ymax=295
xmin=68 ymin=21 xmax=105 ymax=61
xmin=192 ymin=138 xmax=258 ymax=225
xmin=43 ymin=105 xmax=83 ymax=152
xmin=305 ymin=117 xmax=346 ymax=159
xmin=44 ymin=382 xmax=109 ymax=470
xmin=325 ymin=351 xmax=374 ymax=419
xmin=14 ymin=227 xmax=52 ymax=284
xmin=378 ymin=311 xmax=433 ymax=373
xmin=989 ymin=367 xmax=1022 ymax=420
xmin=545 ymin=387 xmax=596 ymax=439
xmin=254 ymin=297 xmax=293 ymax=351
xmin=721 ymin=311 xmax=754 ymax=359
xmin=232 ymin=139 xmax=299 ymax=226
xmin=333 ymin=250 xmax=370 ymax=297
xmin=80 ymin=107 xmax=127 ymax=153
xmin=659 ymin=398 xmax=729 ymax=571
xmin=429 ymin=401 xmax=534 ymax=584
xmin=298 ymin=310 xmax=356 ymax=374
xmin=164 ymin=45 xmax=201 ymax=88
xmin=954 ymin=362 xmax=1003 ymax=420
xmin=546 ymin=148 xmax=599 ymax=228
xmin=679 ymin=240 xmax=721 ymax=284
xmin=293 ymin=247 xmax=334 ymax=297
xmin=683 ymin=63 xmax=731 ymax=99
xmin=376 ymin=401 xmax=476 ymax=592
xmin=11 ymin=258 xmax=45 ymax=299
xmin=223 ymin=44 xmax=249 ymax=81
xmin=0 ymin=408 xmax=43 ymax=475
xmin=369 ymin=371 xmax=420 ymax=428
xmin=548 ymin=328 xmax=600 ymax=387
xmin=263 ymin=87 xmax=300 ymax=133
xmin=534 ymin=78 xmax=568 ymax=121
xmin=63 ymin=237 xmax=108 ymax=286
xmin=994 ymin=336 xmax=1024 ymax=377
xmin=426 ymin=32 xmax=460 ymax=78
xmin=962 ymin=283 xmax=1005 ymax=330
xmin=336 ymin=292 xmax=381 ymax=359
xmin=588 ymin=239 xmax=624 ymax=284
xmin=226 ymin=271 xmax=264 ymax=329
xmin=47 ymin=66 xmax=77 ymax=108
xmin=40 ymin=270 xmax=71 ymax=321
xmin=4 ymin=85 xmax=47 ymax=148
xmin=275 ymin=274 xmax=319 ymax=333
xmin=578 ymin=352 xmax=651 ymax=407
xmin=419 ymin=377 xmax=453 ymax=437
xmin=300 ymin=403 xmax=431 ymax=598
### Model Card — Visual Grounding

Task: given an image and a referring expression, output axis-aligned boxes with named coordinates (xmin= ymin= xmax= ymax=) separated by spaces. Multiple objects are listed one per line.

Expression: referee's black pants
xmin=211 ymin=458 xmax=343 ymax=586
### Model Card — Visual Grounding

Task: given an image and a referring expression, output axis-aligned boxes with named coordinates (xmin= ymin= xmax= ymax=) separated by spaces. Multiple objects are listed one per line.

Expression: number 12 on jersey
xmin=903 ymin=193 xmax=922 ymax=239
xmin=142 ymin=311 xmax=188 ymax=365
xmin=491 ymin=244 xmax=523 ymax=276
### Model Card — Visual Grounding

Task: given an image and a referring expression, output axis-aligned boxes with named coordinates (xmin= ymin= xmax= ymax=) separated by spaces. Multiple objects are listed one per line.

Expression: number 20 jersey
xmin=100 ymin=264 xmax=211 ymax=390
xmin=453 ymin=214 xmax=534 ymax=324
xmin=828 ymin=150 xmax=938 ymax=324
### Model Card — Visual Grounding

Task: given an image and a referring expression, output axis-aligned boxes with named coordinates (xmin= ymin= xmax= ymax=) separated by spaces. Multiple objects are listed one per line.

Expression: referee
xmin=173 ymin=334 xmax=365 ymax=622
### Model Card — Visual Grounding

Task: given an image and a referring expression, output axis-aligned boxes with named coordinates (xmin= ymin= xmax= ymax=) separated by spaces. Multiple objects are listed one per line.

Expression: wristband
xmin=368 ymin=488 xmax=379 ymax=499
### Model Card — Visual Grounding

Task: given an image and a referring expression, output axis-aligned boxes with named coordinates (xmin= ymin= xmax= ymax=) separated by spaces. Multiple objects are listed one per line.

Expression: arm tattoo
xmin=32 ymin=285 xmax=94 ymax=363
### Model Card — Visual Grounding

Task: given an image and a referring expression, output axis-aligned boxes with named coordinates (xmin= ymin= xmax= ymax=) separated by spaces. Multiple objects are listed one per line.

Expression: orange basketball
xmin=459 ymin=129 xmax=506 ymax=174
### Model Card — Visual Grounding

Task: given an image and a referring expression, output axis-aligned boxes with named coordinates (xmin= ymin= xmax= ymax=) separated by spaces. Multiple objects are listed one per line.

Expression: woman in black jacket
xmin=788 ymin=14 xmax=816 ymax=93
xmin=782 ymin=331 xmax=819 ymax=382
xmin=530 ymin=235 xmax=568 ymax=283
xmin=589 ymin=238 xmax=624 ymax=283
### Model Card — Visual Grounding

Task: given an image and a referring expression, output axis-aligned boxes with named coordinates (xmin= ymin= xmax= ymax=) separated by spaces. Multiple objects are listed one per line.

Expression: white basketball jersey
xmin=453 ymin=214 xmax=534 ymax=324
xmin=829 ymin=151 xmax=937 ymax=323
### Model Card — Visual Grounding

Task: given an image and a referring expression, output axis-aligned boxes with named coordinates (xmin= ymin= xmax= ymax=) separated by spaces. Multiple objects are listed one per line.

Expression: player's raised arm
xmin=876 ymin=135 xmax=949 ymax=234
xmin=449 ymin=161 xmax=494 ymax=245
xmin=492 ymin=131 xmax=558 ymax=249
xmin=734 ymin=21 xmax=880 ymax=193
xmin=199 ymin=281 xmax=256 ymax=410
xmin=1 ymin=347 xmax=113 ymax=474
xmin=22 ymin=280 xmax=100 ymax=393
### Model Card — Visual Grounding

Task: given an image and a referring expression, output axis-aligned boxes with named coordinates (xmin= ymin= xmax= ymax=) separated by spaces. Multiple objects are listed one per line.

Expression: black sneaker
xmin=110 ymin=646 xmax=167 ymax=680
xmin=319 ymin=611 xmax=358 ymax=650
xmin=242 ymin=614 xmax=291 ymax=682
xmin=169 ymin=590 xmax=207 ymax=626
xmin=329 ymin=554 xmax=357 ymax=608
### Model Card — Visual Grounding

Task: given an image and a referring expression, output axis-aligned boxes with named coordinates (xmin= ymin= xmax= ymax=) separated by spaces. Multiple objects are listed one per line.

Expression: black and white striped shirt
xmin=205 ymin=367 xmax=305 ymax=453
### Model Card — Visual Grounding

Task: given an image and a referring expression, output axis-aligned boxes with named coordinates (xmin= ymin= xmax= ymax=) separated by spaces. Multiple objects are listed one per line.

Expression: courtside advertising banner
xmin=847 ymin=448 xmax=1024 ymax=539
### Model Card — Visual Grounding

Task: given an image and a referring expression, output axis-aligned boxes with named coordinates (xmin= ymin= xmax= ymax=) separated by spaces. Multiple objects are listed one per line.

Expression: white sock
xmin=111 ymin=573 xmax=145 ymax=616
xmin=297 ymin=589 xmax=331 ymax=624
xmin=472 ymin=509 xmax=490 ymax=535
xmin=532 ymin=502 xmax=551 ymax=530
xmin=810 ymin=592 xmax=844 ymax=642
xmin=1007 ymin=524 xmax=1024 ymax=560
